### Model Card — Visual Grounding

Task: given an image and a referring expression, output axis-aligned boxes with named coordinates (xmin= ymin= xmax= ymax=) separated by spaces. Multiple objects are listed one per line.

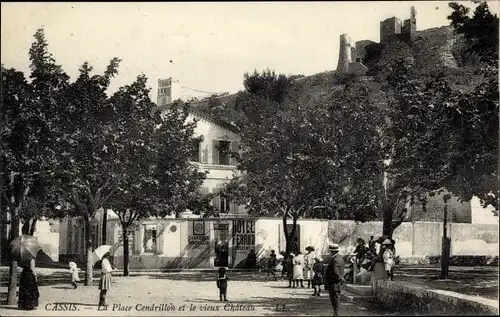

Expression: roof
xmin=154 ymin=102 xmax=240 ymax=134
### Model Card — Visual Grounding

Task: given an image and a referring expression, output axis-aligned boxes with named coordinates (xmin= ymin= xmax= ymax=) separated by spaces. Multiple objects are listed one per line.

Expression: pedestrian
xmin=267 ymin=250 xmax=278 ymax=280
xmin=303 ymin=246 xmax=316 ymax=288
xmin=216 ymin=267 xmax=229 ymax=301
xmin=312 ymin=256 xmax=325 ymax=296
xmin=286 ymin=252 xmax=295 ymax=287
xmin=245 ymin=249 xmax=257 ymax=269
xmin=382 ymin=239 xmax=395 ymax=281
xmin=69 ymin=261 xmax=80 ymax=289
xmin=18 ymin=259 xmax=40 ymax=310
xmin=98 ymin=252 xmax=115 ymax=307
xmin=293 ymin=251 xmax=305 ymax=288
xmin=324 ymin=244 xmax=345 ymax=316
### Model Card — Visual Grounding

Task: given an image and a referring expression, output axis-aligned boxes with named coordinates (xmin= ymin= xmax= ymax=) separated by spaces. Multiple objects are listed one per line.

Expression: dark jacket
xmin=216 ymin=274 xmax=228 ymax=289
xmin=312 ymin=262 xmax=326 ymax=286
xmin=324 ymin=253 xmax=345 ymax=291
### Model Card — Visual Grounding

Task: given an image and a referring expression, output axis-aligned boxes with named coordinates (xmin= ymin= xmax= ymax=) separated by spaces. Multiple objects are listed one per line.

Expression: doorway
xmin=214 ymin=223 xmax=229 ymax=267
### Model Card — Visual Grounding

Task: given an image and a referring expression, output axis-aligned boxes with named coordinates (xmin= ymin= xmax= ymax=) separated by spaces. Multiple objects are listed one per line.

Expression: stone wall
xmin=373 ymin=280 xmax=499 ymax=315
xmin=60 ymin=217 xmax=498 ymax=269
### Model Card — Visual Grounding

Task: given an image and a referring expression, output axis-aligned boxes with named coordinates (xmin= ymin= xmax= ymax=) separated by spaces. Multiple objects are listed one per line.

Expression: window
xmin=142 ymin=224 xmax=157 ymax=253
xmin=218 ymin=140 xmax=231 ymax=165
xmin=219 ymin=195 xmax=230 ymax=213
xmin=190 ymin=140 xmax=201 ymax=162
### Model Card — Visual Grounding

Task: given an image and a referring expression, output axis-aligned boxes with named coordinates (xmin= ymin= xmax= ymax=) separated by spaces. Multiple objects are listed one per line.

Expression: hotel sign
xmin=232 ymin=219 xmax=255 ymax=251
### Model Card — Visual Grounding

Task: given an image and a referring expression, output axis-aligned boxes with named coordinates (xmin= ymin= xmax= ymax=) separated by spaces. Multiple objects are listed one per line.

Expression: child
xmin=267 ymin=250 xmax=277 ymax=280
xmin=69 ymin=262 xmax=80 ymax=289
xmin=292 ymin=251 xmax=304 ymax=288
xmin=216 ymin=267 xmax=229 ymax=301
xmin=382 ymin=239 xmax=395 ymax=281
xmin=312 ymin=257 xmax=324 ymax=296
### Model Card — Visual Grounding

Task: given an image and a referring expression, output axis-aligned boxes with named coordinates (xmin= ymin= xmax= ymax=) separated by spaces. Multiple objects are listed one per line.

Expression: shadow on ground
xmin=185 ymin=291 xmax=374 ymax=316
xmin=146 ymin=271 xmax=284 ymax=282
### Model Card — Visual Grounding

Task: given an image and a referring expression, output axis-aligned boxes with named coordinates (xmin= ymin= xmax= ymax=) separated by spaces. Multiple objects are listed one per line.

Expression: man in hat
xmin=324 ymin=244 xmax=345 ymax=316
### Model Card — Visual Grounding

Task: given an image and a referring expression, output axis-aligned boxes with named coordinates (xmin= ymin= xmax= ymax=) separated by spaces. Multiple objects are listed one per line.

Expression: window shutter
xmin=201 ymin=141 xmax=208 ymax=163
xmin=213 ymin=188 xmax=221 ymax=211
xmin=212 ymin=140 xmax=219 ymax=165
xmin=134 ymin=224 xmax=141 ymax=255
xmin=196 ymin=140 xmax=201 ymax=162
xmin=156 ymin=222 xmax=164 ymax=255
xmin=231 ymin=141 xmax=240 ymax=166
xmin=230 ymin=201 xmax=237 ymax=214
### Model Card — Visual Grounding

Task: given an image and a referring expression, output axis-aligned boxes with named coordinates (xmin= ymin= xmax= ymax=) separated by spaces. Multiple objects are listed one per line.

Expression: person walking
xmin=324 ymin=244 xmax=345 ymax=316
xmin=312 ymin=256 xmax=325 ymax=296
xmin=18 ymin=259 xmax=40 ymax=310
xmin=303 ymin=246 xmax=316 ymax=288
xmin=267 ymin=250 xmax=278 ymax=280
xmin=98 ymin=252 xmax=115 ymax=307
xmin=292 ymin=251 xmax=304 ymax=288
xmin=69 ymin=262 xmax=80 ymax=289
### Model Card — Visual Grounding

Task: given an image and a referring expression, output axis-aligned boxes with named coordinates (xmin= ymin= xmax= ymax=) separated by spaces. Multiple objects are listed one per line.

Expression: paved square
xmin=1 ymin=268 xmax=381 ymax=316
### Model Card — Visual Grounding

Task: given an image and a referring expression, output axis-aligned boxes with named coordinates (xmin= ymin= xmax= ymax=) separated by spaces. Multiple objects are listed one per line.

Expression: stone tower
xmin=402 ymin=6 xmax=417 ymax=43
xmin=157 ymin=78 xmax=181 ymax=107
xmin=337 ymin=34 xmax=354 ymax=73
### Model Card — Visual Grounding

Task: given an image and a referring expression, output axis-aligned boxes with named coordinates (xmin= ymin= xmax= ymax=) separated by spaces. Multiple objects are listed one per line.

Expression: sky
xmin=2 ymin=1 xmax=499 ymax=100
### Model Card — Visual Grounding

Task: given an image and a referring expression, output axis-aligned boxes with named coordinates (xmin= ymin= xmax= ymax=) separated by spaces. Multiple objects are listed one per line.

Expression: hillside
xmin=187 ymin=25 xmax=468 ymax=127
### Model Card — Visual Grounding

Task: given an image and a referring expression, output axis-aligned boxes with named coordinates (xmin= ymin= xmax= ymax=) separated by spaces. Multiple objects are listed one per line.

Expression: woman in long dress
xmin=98 ymin=252 xmax=115 ymax=307
xmin=292 ymin=251 xmax=304 ymax=288
xmin=303 ymin=246 xmax=316 ymax=288
xmin=18 ymin=259 xmax=40 ymax=310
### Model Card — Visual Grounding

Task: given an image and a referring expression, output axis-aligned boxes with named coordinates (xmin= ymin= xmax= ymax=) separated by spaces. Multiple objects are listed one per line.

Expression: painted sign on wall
xmin=231 ymin=219 xmax=255 ymax=267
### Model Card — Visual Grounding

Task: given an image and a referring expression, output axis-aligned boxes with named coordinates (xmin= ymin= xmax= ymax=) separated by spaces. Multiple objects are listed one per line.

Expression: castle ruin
xmin=337 ymin=6 xmax=417 ymax=74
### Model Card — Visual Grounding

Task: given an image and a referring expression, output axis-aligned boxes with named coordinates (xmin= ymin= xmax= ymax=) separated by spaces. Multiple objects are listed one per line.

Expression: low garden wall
xmin=373 ymin=279 xmax=499 ymax=315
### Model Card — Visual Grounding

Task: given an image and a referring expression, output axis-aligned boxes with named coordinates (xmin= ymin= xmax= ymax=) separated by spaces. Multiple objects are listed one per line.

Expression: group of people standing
xmin=352 ymin=235 xmax=396 ymax=280
xmin=281 ymin=246 xmax=319 ymax=289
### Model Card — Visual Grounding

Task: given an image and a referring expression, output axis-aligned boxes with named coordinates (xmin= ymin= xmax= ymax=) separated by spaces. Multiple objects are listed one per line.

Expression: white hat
xmin=328 ymin=244 xmax=340 ymax=252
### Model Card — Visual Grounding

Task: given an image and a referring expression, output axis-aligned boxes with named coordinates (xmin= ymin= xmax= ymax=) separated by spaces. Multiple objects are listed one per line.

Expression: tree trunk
xmin=123 ymin=226 xmax=130 ymax=277
xmin=440 ymin=201 xmax=450 ymax=279
xmin=382 ymin=204 xmax=394 ymax=238
xmin=29 ymin=218 xmax=37 ymax=236
xmin=7 ymin=212 xmax=19 ymax=305
xmin=101 ymin=209 xmax=107 ymax=245
xmin=83 ymin=214 xmax=93 ymax=286
xmin=282 ymin=215 xmax=291 ymax=254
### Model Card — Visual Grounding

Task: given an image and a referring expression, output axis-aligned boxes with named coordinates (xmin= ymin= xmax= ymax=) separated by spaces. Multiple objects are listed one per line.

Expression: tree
xmin=448 ymin=1 xmax=498 ymax=64
xmin=105 ymin=77 xmax=206 ymax=276
xmin=223 ymin=70 xmax=383 ymax=253
xmin=52 ymin=58 xmax=122 ymax=286
xmin=1 ymin=28 xmax=70 ymax=304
